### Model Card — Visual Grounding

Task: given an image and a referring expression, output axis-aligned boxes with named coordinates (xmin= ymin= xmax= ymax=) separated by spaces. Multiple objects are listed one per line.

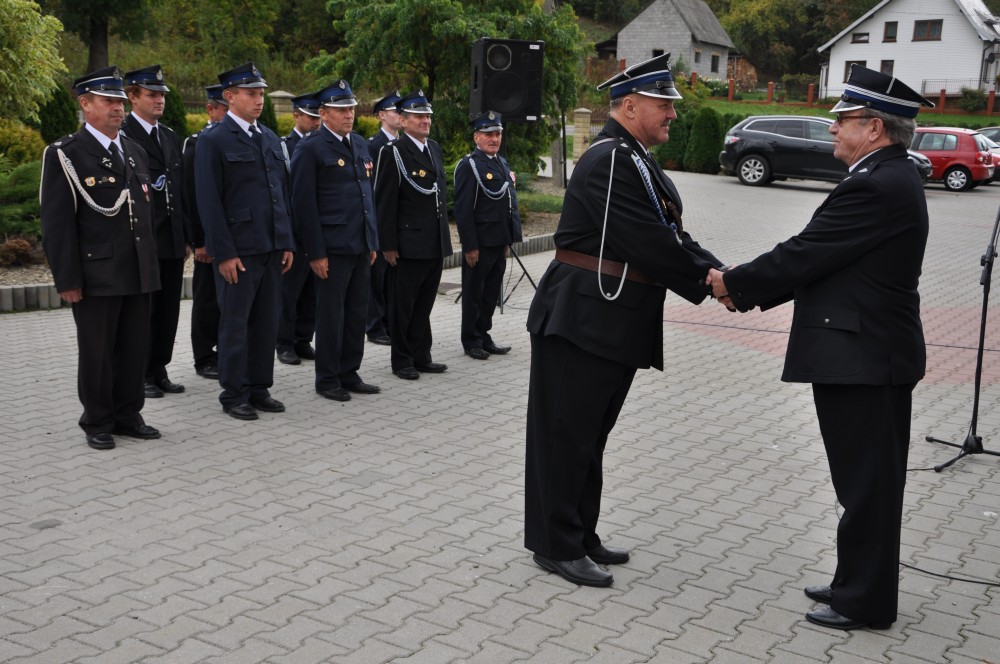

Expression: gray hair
xmin=864 ymin=108 xmax=916 ymax=148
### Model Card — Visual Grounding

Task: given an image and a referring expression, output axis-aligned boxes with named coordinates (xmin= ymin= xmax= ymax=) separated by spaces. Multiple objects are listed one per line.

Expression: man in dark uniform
xmin=121 ymin=65 xmax=190 ymax=399
xmin=291 ymin=79 xmax=381 ymax=402
xmin=374 ymin=90 xmax=452 ymax=380
xmin=183 ymin=84 xmax=228 ymax=380
xmin=195 ymin=62 xmax=295 ymax=421
xmin=524 ymin=54 xmax=725 ymax=587
xmin=454 ymin=111 xmax=522 ymax=360
xmin=276 ymin=92 xmax=322 ymax=366
xmin=709 ymin=65 xmax=934 ymax=631
xmin=365 ymin=90 xmax=403 ymax=346
xmin=40 ymin=66 xmax=162 ymax=450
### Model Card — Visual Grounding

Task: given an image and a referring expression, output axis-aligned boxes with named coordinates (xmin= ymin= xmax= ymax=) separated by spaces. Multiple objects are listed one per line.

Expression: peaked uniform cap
xmin=831 ymin=64 xmax=934 ymax=118
xmin=73 ymin=66 xmax=127 ymax=99
xmin=218 ymin=62 xmax=268 ymax=89
xmin=317 ymin=79 xmax=358 ymax=108
xmin=291 ymin=92 xmax=322 ymax=116
xmin=471 ymin=110 xmax=503 ymax=133
xmin=396 ymin=90 xmax=433 ymax=114
xmin=597 ymin=53 xmax=681 ymax=100
xmin=124 ymin=65 xmax=169 ymax=93
xmin=373 ymin=90 xmax=403 ymax=114
xmin=205 ymin=84 xmax=227 ymax=105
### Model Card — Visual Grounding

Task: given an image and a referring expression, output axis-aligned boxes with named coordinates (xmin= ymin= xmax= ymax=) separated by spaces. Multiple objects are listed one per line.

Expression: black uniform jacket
xmin=724 ymin=144 xmax=927 ymax=385
xmin=182 ymin=122 xmax=216 ymax=249
xmin=40 ymin=128 xmax=161 ymax=296
xmin=194 ymin=114 xmax=296 ymax=262
xmin=291 ymin=127 xmax=378 ymax=257
xmin=374 ymin=135 xmax=453 ymax=260
xmin=454 ymin=148 xmax=523 ymax=250
xmin=121 ymin=115 xmax=189 ymax=259
xmin=283 ymin=130 xmax=303 ymax=158
xmin=527 ymin=118 xmax=722 ymax=370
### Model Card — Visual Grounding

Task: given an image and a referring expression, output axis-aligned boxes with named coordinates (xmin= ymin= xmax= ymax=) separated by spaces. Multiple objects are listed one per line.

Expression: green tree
xmin=259 ymin=95 xmax=278 ymax=133
xmin=40 ymin=0 xmax=150 ymax=72
xmin=161 ymin=88 xmax=189 ymax=139
xmin=682 ymin=107 xmax=723 ymax=174
xmin=0 ymin=0 xmax=67 ymax=122
xmin=38 ymin=85 xmax=79 ymax=142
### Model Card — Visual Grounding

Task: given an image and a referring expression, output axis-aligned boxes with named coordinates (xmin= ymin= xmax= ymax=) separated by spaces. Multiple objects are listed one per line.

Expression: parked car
xmin=718 ymin=114 xmax=932 ymax=186
xmin=980 ymin=135 xmax=1000 ymax=184
xmin=909 ymin=127 xmax=994 ymax=191
xmin=976 ymin=126 xmax=1000 ymax=143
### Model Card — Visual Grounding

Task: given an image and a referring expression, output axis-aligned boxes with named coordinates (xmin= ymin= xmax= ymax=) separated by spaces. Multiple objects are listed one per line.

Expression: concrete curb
xmin=0 ymin=234 xmax=556 ymax=312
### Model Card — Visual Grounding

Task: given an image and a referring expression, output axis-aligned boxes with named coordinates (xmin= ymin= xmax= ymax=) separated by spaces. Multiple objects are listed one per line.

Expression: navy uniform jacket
xmin=283 ymin=130 xmax=304 ymax=158
xmin=724 ymin=144 xmax=927 ymax=385
xmin=374 ymin=135 xmax=452 ymax=259
xmin=291 ymin=128 xmax=378 ymax=257
xmin=121 ymin=115 xmax=189 ymax=259
xmin=454 ymin=148 xmax=523 ymax=250
xmin=40 ymin=128 xmax=161 ymax=296
xmin=181 ymin=122 xmax=216 ymax=249
xmin=194 ymin=114 xmax=295 ymax=262
xmin=526 ymin=118 xmax=722 ymax=370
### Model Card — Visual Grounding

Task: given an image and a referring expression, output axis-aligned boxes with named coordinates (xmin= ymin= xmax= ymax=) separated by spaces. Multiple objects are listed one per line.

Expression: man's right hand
xmin=59 ymin=288 xmax=83 ymax=303
xmin=383 ymin=250 xmax=399 ymax=267
xmin=194 ymin=246 xmax=212 ymax=264
xmin=464 ymin=249 xmax=480 ymax=268
xmin=218 ymin=257 xmax=245 ymax=285
xmin=310 ymin=256 xmax=329 ymax=280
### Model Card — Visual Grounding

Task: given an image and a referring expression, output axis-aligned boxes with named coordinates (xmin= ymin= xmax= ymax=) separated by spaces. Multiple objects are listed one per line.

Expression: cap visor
xmin=830 ymin=99 xmax=866 ymax=113
xmin=92 ymin=90 xmax=128 ymax=99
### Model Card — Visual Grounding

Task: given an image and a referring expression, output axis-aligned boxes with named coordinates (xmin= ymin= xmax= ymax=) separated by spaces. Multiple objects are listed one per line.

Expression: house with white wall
xmin=818 ymin=0 xmax=1000 ymax=99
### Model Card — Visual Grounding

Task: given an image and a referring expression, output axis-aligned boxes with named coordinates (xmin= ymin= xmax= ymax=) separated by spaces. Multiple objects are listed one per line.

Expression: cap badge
xmin=156 ymin=70 xmax=163 ymax=81
xmin=339 ymin=81 xmax=346 ymax=89
xmin=251 ymin=66 xmax=260 ymax=77
xmin=488 ymin=112 xmax=496 ymax=120
xmin=112 ymin=67 xmax=122 ymax=80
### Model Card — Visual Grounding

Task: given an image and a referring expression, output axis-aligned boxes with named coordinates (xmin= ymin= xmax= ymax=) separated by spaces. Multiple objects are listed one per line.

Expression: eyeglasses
xmin=834 ymin=114 xmax=871 ymax=125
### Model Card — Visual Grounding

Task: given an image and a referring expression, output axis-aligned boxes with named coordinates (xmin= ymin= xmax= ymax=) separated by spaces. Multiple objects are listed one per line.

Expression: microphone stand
xmin=925 ymin=204 xmax=1000 ymax=471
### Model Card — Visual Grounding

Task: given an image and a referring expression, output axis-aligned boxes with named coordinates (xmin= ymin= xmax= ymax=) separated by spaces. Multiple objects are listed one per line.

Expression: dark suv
xmin=718 ymin=114 xmax=932 ymax=186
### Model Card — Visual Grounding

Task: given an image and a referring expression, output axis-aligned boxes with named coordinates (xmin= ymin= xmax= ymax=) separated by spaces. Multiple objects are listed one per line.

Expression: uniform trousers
xmin=387 ymin=257 xmax=442 ymax=371
xmin=190 ymin=259 xmax=220 ymax=370
xmin=461 ymin=245 xmax=505 ymax=350
xmin=524 ymin=333 xmax=636 ymax=560
xmin=276 ymin=252 xmax=316 ymax=352
xmin=146 ymin=257 xmax=184 ymax=382
xmin=214 ymin=251 xmax=282 ymax=408
xmin=812 ymin=382 xmax=914 ymax=624
xmin=366 ymin=253 xmax=390 ymax=339
xmin=314 ymin=252 xmax=370 ymax=391
xmin=73 ymin=293 xmax=151 ymax=434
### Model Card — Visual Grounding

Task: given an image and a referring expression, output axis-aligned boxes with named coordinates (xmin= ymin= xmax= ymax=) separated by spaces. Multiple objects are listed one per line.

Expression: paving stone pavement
xmin=1 ymin=172 xmax=999 ymax=663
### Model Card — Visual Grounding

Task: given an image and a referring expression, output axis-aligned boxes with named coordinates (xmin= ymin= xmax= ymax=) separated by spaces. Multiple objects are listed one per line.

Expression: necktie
xmin=150 ymin=126 xmax=159 ymax=146
xmin=249 ymin=124 xmax=262 ymax=151
xmin=344 ymin=136 xmax=354 ymax=157
xmin=108 ymin=142 xmax=124 ymax=171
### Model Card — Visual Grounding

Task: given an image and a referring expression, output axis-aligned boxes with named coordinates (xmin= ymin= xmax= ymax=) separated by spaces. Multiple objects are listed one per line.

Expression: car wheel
xmin=736 ymin=155 xmax=770 ymax=186
xmin=943 ymin=166 xmax=972 ymax=191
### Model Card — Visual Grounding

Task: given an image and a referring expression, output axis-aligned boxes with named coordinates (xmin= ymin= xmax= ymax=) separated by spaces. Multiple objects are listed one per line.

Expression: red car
xmin=910 ymin=127 xmax=994 ymax=191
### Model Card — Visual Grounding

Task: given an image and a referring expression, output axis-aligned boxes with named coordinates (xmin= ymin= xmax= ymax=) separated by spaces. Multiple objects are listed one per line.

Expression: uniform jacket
xmin=724 ymin=144 xmax=927 ymax=385
xmin=181 ymin=122 xmax=216 ymax=249
xmin=374 ymin=135 xmax=452 ymax=260
xmin=194 ymin=114 xmax=295 ymax=262
xmin=40 ymin=128 xmax=161 ymax=296
xmin=291 ymin=127 xmax=378 ymax=257
xmin=283 ymin=130 xmax=304 ymax=158
xmin=526 ymin=118 xmax=722 ymax=370
xmin=121 ymin=115 xmax=189 ymax=259
xmin=454 ymin=148 xmax=523 ymax=250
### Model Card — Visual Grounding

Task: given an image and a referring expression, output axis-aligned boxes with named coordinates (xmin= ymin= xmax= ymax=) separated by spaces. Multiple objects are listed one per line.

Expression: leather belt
xmin=554 ymin=248 xmax=657 ymax=286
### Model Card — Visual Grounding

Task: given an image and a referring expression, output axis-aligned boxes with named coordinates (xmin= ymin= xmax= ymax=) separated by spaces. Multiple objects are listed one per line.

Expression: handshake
xmin=706 ymin=266 xmax=738 ymax=312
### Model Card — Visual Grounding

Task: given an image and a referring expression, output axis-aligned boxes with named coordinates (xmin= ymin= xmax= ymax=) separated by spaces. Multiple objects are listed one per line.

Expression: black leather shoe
xmin=276 ymin=348 xmax=300 ymax=365
xmin=223 ymin=403 xmax=259 ymax=420
xmin=294 ymin=343 xmax=316 ymax=360
xmin=195 ymin=362 xmax=219 ymax=379
xmin=144 ymin=382 xmax=164 ymax=398
xmin=805 ymin=606 xmax=891 ymax=631
xmin=533 ymin=554 xmax=613 ymax=588
xmin=483 ymin=341 xmax=511 ymax=355
xmin=804 ymin=585 xmax=833 ymax=604
xmin=393 ymin=367 xmax=420 ymax=380
xmin=465 ymin=347 xmax=490 ymax=360
xmin=155 ymin=377 xmax=185 ymax=394
xmin=318 ymin=387 xmax=351 ymax=402
xmin=368 ymin=334 xmax=391 ymax=346
xmin=250 ymin=396 xmax=285 ymax=413
xmin=113 ymin=424 xmax=161 ymax=440
xmin=415 ymin=362 xmax=447 ymax=373
xmin=586 ymin=544 xmax=630 ymax=565
xmin=85 ymin=433 xmax=115 ymax=450
xmin=344 ymin=381 xmax=380 ymax=394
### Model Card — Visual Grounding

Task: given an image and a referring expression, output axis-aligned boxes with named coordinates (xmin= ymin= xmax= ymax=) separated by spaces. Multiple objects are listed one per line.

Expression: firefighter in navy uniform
xmin=524 ymin=54 xmax=725 ymax=586
xmin=453 ymin=111 xmax=522 ymax=360
xmin=40 ymin=66 xmax=162 ymax=450
xmin=183 ymin=84 xmax=228 ymax=380
xmin=121 ymin=65 xmax=190 ymax=398
xmin=276 ymin=92 xmax=322 ymax=366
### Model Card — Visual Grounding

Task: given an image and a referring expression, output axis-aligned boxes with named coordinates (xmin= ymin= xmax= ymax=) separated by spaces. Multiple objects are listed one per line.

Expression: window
xmin=711 ymin=54 xmax=720 ymax=73
xmin=884 ymin=21 xmax=898 ymax=42
xmin=694 ymin=50 xmax=701 ymax=64
xmin=852 ymin=33 xmax=869 ymax=43
xmin=844 ymin=61 xmax=866 ymax=82
xmin=652 ymin=48 xmax=664 ymax=58
xmin=914 ymin=19 xmax=943 ymax=41
xmin=881 ymin=60 xmax=894 ymax=76
xmin=774 ymin=120 xmax=804 ymax=139
xmin=806 ymin=120 xmax=834 ymax=142
xmin=914 ymin=132 xmax=956 ymax=151
xmin=745 ymin=119 xmax=778 ymax=134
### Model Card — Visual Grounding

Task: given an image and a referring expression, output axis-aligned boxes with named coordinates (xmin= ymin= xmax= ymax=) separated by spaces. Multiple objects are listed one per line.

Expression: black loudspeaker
xmin=470 ymin=38 xmax=544 ymax=122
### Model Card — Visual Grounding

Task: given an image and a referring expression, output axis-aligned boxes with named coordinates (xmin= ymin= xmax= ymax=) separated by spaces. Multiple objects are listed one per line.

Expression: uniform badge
xmin=128 ymin=156 xmax=135 ymax=167
xmin=418 ymin=169 xmax=426 ymax=178
xmin=85 ymin=177 xmax=96 ymax=187
xmin=109 ymin=176 xmax=116 ymax=184
xmin=101 ymin=157 xmax=112 ymax=169
xmin=338 ymin=158 xmax=345 ymax=167
xmin=486 ymin=173 xmax=493 ymax=180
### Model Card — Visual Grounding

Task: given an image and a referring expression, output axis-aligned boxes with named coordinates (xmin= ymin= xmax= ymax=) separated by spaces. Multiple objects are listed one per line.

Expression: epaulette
xmin=51 ymin=134 xmax=76 ymax=148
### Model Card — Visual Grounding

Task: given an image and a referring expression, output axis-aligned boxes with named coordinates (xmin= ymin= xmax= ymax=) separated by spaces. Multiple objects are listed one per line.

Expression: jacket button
xmin=824 ymin=318 xmax=830 ymax=324
xmin=86 ymin=253 xmax=92 ymax=257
